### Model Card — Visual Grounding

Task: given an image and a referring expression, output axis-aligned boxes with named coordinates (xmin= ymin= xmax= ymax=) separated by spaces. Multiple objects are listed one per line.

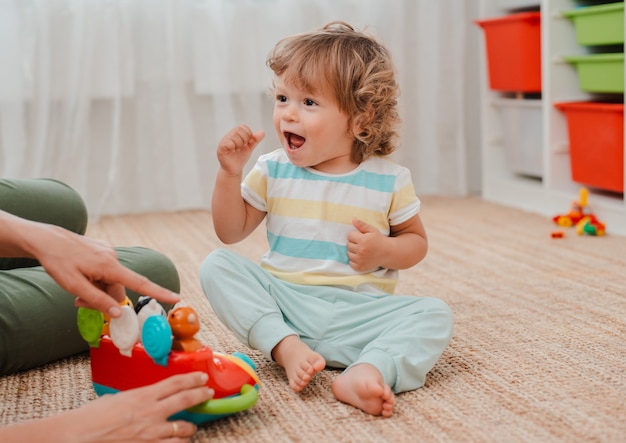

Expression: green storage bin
xmin=565 ymin=53 xmax=624 ymax=93
xmin=497 ymin=0 xmax=540 ymax=9
xmin=563 ymin=3 xmax=624 ymax=46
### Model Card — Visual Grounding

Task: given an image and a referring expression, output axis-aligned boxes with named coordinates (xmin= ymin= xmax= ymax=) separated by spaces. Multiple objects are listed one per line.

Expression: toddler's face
xmin=272 ymin=75 xmax=357 ymax=174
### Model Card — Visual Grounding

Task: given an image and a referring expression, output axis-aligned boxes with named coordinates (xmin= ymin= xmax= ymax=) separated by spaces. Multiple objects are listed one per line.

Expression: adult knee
xmin=0 ymin=178 xmax=88 ymax=234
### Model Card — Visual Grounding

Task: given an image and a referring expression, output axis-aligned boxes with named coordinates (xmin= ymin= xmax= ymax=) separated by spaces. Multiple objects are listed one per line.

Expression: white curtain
xmin=0 ymin=0 xmax=481 ymax=219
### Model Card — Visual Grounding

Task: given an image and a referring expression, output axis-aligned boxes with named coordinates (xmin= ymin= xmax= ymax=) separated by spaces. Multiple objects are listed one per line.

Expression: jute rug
xmin=1 ymin=196 xmax=625 ymax=442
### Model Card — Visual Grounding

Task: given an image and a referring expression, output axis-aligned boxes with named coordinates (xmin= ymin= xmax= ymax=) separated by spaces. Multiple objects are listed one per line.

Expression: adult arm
xmin=0 ymin=210 xmax=180 ymax=317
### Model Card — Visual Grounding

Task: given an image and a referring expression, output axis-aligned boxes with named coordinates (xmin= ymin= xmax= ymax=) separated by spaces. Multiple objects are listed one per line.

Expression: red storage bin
xmin=475 ymin=12 xmax=542 ymax=92
xmin=554 ymin=102 xmax=624 ymax=193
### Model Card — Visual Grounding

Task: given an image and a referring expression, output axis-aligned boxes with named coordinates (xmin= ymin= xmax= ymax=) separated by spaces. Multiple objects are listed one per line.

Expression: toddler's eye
xmin=304 ymin=99 xmax=316 ymax=106
xmin=276 ymin=95 xmax=287 ymax=103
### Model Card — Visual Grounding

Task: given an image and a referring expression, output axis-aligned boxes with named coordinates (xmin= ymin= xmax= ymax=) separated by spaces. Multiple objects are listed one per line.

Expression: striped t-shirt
xmin=242 ymin=149 xmax=421 ymax=295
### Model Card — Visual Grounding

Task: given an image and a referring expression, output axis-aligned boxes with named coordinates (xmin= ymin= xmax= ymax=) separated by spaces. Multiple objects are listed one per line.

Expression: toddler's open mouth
xmin=285 ymin=132 xmax=306 ymax=150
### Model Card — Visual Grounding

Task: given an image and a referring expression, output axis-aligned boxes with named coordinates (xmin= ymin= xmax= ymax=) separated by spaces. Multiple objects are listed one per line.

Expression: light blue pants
xmin=200 ymin=249 xmax=453 ymax=393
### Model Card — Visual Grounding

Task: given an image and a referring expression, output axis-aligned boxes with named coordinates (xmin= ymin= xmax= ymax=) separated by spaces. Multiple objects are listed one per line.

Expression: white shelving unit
xmin=477 ymin=0 xmax=626 ymax=236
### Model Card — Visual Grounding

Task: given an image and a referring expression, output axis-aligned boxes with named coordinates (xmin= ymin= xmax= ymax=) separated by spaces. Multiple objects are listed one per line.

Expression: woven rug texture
xmin=1 ymin=196 xmax=625 ymax=442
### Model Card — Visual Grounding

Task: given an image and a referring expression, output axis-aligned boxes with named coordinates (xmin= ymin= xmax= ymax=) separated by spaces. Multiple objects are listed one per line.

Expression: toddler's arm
xmin=212 ymin=125 xmax=266 ymax=244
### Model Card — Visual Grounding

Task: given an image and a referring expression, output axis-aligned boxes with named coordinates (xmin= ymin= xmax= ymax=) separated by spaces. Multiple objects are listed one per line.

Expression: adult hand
xmin=1 ymin=210 xmax=181 ymax=318
xmin=73 ymin=372 xmax=214 ymax=442
xmin=0 ymin=372 xmax=214 ymax=443
xmin=38 ymin=226 xmax=181 ymax=317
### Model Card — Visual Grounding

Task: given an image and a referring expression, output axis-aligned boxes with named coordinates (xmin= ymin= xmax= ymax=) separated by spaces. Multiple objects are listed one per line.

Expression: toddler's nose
xmin=281 ymin=103 xmax=299 ymax=122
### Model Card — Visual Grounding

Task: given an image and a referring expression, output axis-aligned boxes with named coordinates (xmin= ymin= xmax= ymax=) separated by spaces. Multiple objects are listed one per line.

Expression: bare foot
xmin=331 ymin=363 xmax=395 ymax=417
xmin=271 ymin=335 xmax=326 ymax=392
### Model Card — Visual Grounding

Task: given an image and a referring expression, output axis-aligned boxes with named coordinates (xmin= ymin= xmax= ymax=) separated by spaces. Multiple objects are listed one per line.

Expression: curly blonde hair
xmin=267 ymin=21 xmax=400 ymax=163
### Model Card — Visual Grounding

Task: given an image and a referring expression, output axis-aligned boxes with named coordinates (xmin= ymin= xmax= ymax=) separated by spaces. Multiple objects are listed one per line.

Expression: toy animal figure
xmin=77 ymin=300 xmax=260 ymax=424
xmin=109 ymin=305 xmax=140 ymax=357
xmin=101 ymin=296 xmax=134 ymax=337
xmin=168 ymin=304 xmax=204 ymax=352
xmin=135 ymin=296 xmax=166 ymax=342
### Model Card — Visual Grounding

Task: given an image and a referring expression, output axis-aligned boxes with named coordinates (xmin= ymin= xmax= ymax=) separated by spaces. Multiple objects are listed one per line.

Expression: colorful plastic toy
xmin=576 ymin=216 xmax=606 ymax=236
xmin=553 ymin=187 xmax=590 ymax=227
xmin=552 ymin=187 xmax=606 ymax=236
xmin=77 ymin=299 xmax=260 ymax=424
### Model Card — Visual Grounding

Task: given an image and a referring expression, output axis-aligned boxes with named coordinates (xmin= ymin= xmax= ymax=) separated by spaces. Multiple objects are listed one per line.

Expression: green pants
xmin=0 ymin=178 xmax=180 ymax=375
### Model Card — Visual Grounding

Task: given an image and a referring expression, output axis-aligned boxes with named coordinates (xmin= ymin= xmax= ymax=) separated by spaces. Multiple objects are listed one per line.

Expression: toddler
xmin=200 ymin=21 xmax=453 ymax=417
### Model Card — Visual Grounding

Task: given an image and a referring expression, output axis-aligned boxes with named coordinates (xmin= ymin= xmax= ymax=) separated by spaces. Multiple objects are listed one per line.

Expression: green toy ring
xmin=186 ymin=384 xmax=258 ymax=416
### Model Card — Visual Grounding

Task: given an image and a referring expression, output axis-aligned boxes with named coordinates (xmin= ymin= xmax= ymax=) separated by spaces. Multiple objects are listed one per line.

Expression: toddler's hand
xmin=217 ymin=125 xmax=265 ymax=176
xmin=346 ymin=218 xmax=385 ymax=272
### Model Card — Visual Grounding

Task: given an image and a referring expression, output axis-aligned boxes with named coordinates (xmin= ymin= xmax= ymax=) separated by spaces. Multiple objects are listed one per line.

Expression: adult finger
xmin=150 ymin=372 xmax=213 ymax=417
xmin=160 ymin=420 xmax=197 ymax=441
xmin=153 ymin=372 xmax=209 ymax=399
xmin=63 ymin=272 xmax=126 ymax=317
xmin=102 ymin=282 xmax=129 ymax=304
xmin=104 ymin=265 xmax=181 ymax=305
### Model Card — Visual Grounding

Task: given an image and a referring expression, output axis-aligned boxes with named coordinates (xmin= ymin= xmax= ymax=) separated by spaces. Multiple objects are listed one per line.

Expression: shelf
xmin=478 ymin=0 xmax=626 ymax=236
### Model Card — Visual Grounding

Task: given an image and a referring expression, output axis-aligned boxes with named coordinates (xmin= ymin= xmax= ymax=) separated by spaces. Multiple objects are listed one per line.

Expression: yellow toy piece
xmin=578 ymin=187 xmax=588 ymax=207
xmin=554 ymin=216 xmax=573 ymax=228
xmin=576 ymin=216 xmax=591 ymax=235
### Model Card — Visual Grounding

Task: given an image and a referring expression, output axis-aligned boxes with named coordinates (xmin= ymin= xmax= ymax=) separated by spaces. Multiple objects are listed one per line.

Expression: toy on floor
xmin=77 ymin=298 xmax=260 ymax=424
xmin=552 ymin=187 xmax=606 ymax=236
